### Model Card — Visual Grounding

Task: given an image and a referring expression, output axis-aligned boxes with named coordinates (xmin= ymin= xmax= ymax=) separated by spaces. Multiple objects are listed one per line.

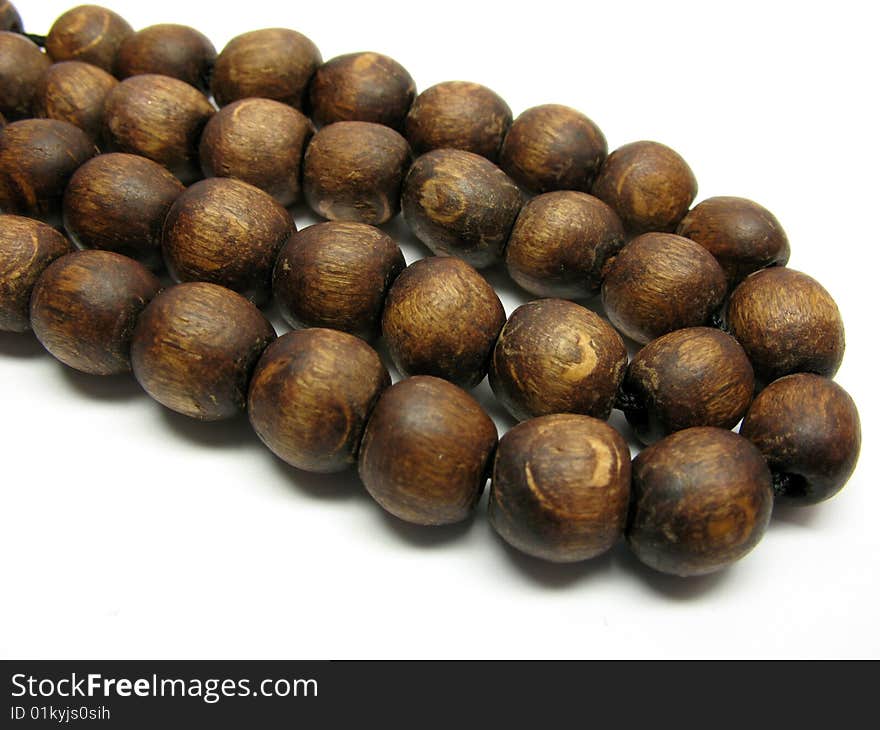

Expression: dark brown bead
xmin=401 ymin=148 xmax=522 ymax=269
xmin=30 ymin=250 xmax=161 ymax=375
xmin=273 ymin=221 xmax=405 ymax=340
xmin=627 ymin=427 xmax=773 ymax=577
xmin=593 ymin=140 xmax=697 ymax=234
xmin=199 ymin=98 xmax=313 ymax=206
xmin=102 ymin=74 xmax=215 ymax=184
xmin=0 ymin=32 xmax=51 ymax=120
xmin=0 ymin=214 xmax=72 ymax=332
xmin=489 ymin=414 xmax=631 ymax=563
xmin=602 ymin=232 xmax=726 ymax=344
xmin=63 ymin=152 xmax=184 ymax=271
xmin=499 ymin=104 xmax=607 ymax=194
xmin=211 ymin=28 xmax=321 ymax=109
xmin=115 ymin=24 xmax=217 ymax=91
xmin=358 ymin=375 xmax=498 ymax=526
xmin=303 ymin=121 xmax=410 ymax=225
xmin=620 ymin=327 xmax=755 ymax=444
xmin=404 ymin=81 xmax=511 ymax=162
xmin=162 ymin=177 xmax=294 ymax=306
xmin=248 ymin=329 xmax=391 ymax=473
xmin=382 ymin=257 xmax=505 ymax=389
xmin=131 ymin=282 xmax=276 ymax=421
xmin=489 ymin=298 xmax=627 ymax=421
xmin=32 ymin=61 xmax=118 ymax=143
xmin=0 ymin=1 xmax=22 ymax=32
xmin=45 ymin=4 xmax=133 ymax=73
xmin=505 ymin=191 xmax=626 ymax=298
xmin=740 ymin=374 xmax=860 ymax=505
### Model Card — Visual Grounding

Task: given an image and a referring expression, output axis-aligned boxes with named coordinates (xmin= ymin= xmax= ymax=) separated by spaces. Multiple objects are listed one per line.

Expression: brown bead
xmin=740 ymin=374 xmax=860 ymax=505
xmin=0 ymin=214 xmax=72 ymax=332
xmin=115 ymin=24 xmax=217 ymax=91
xmin=131 ymin=282 xmax=276 ymax=421
xmin=602 ymin=232 xmax=726 ymax=344
xmin=248 ymin=329 xmax=391 ymax=473
xmin=358 ymin=375 xmax=498 ymax=526
xmin=0 ymin=32 xmax=50 ymax=120
xmin=499 ymin=104 xmax=607 ymax=194
xmin=620 ymin=327 xmax=755 ymax=444
xmin=727 ymin=267 xmax=845 ymax=383
xmin=627 ymin=427 xmax=773 ymax=577
xmin=489 ymin=299 xmax=627 ymax=422
xmin=593 ymin=140 xmax=697 ymax=234
xmin=401 ymin=148 xmax=522 ymax=269
xmin=404 ymin=81 xmax=512 ymax=162
xmin=0 ymin=119 xmax=96 ymax=224
xmin=273 ymin=221 xmax=405 ymax=340
xmin=303 ymin=121 xmax=410 ymax=225
xmin=30 ymin=250 xmax=161 ymax=375
xmin=63 ymin=152 xmax=184 ymax=271
xmin=309 ymin=52 xmax=415 ymax=131
xmin=199 ymin=98 xmax=313 ymax=206
xmin=0 ymin=1 xmax=22 ymax=32
xmin=382 ymin=257 xmax=505 ymax=389
xmin=162 ymin=177 xmax=294 ymax=306
xmin=505 ymin=191 xmax=626 ymax=298
xmin=102 ymin=74 xmax=215 ymax=184
xmin=45 ymin=4 xmax=133 ymax=73
xmin=211 ymin=28 xmax=321 ymax=109
xmin=489 ymin=414 xmax=631 ymax=563
xmin=32 ymin=61 xmax=117 ymax=143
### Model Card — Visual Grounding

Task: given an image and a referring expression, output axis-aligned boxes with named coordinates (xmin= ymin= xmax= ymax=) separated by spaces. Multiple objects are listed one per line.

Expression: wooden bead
xmin=0 ymin=32 xmax=50 ymax=120
xmin=211 ymin=28 xmax=321 ymax=109
xmin=303 ymin=121 xmax=410 ymax=225
xmin=602 ymin=232 xmax=726 ymax=344
xmin=404 ymin=81 xmax=512 ymax=161
xmin=489 ymin=414 xmax=631 ymax=563
xmin=45 ymin=4 xmax=133 ymax=73
xmin=358 ymin=375 xmax=498 ymax=526
xmin=593 ymin=140 xmax=697 ymax=234
xmin=273 ymin=221 xmax=405 ymax=340
xmin=131 ymin=282 xmax=276 ymax=420
xmin=162 ymin=177 xmax=294 ymax=306
xmin=248 ymin=329 xmax=391 ymax=473
xmin=32 ymin=61 xmax=118 ymax=143
xmin=102 ymin=74 xmax=215 ymax=184
xmin=199 ymin=98 xmax=313 ymax=206
xmin=0 ymin=1 xmax=22 ymax=32
xmin=740 ymin=374 xmax=860 ymax=505
xmin=727 ymin=267 xmax=845 ymax=382
xmin=627 ymin=427 xmax=773 ymax=577
xmin=499 ymin=104 xmax=607 ymax=194
xmin=115 ymin=24 xmax=217 ymax=91
xmin=0 ymin=119 xmax=96 ymax=224
xmin=505 ymin=191 xmax=626 ymax=298
xmin=309 ymin=52 xmax=415 ymax=131
xmin=620 ymin=327 xmax=755 ymax=444
xmin=30 ymin=250 xmax=161 ymax=375
xmin=401 ymin=148 xmax=522 ymax=268
xmin=490 ymin=299 xmax=627 ymax=421
xmin=0 ymin=214 xmax=72 ymax=332
xmin=382 ymin=257 xmax=505 ymax=389
xmin=63 ymin=152 xmax=184 ymax=271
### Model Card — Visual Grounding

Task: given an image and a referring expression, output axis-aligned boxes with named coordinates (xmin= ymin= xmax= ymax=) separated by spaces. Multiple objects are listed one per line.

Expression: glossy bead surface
xmin=32 ymin=61 xmax=117 ymax=143
xmin=0 ymin=32 xmax=51 ymax=120
xmin=45 ymin=4 xmax=133 ymax=73
xmin=115 ymin=24 xmax=217 ymax=91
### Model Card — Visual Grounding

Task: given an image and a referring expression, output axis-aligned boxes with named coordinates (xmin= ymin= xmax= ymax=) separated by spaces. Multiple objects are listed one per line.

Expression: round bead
xmin=30 ymin=250 xmax=161 ymax=375
xmin=401 ymin=148 xmax=522 ymax=269
xmin=273 ymin=221 xmax=405 ymax=340
xmin=489 ymin=414 xmax=631 ymax=563
xmin=0 ymin=32 xmax=51 ymax=120
xmin=115 ymin=24 xmax=217 ymax=91
xmin=131 ymin=282 xmax=276 ymax=421
xmin=248 ymin=329 xmax=391 ymax=473
xmin=382 ymin=257 xmax=505 ymax=389
xmin=32 ymin=61 xmax=117 ymax=143
xmin=0 ymin=2 xmax=22 ymax=32
xmin=602 ymin=232 xmax=726 ymax=344
xmin=626 ymin=427 xmax=773 ymax=577
xmin=489 ymin=299 xmax=627 ymax=422
xmin=358 ymin=376 xmax=498 ymax=526
xmin=46 ymin=4 xmax=133 ymax=73
xmin=303 ymin=121 xmax=410 ymax=225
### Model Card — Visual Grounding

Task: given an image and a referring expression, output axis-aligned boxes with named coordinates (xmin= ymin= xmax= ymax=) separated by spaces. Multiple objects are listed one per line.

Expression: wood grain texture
xmin=0 ymin=1 xmax=22 ymax=32
xmin=358 ymin=375 xmax=498 ymax=526
xmin=248 ymin=328 xmax=391 ymax=473
xmin=32 ymin=61 xmax=118 ymax=143
xmin=626 ymin=427 xmax=773 ymax=577
xmin=0 ymin=31 xmax=51 ymax=120
xmin=489 ymin=414 xmax=631 ymax=563
xmin=45 ymin=4 xmax=133 ymax=73
xmin=115 ymin=24 xmax=217 ymax=91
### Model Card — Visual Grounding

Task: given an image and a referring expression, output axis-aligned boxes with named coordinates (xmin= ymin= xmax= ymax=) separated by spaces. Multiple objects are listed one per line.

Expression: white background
xmin=1 ymin=0 xmax=877 ymax=659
